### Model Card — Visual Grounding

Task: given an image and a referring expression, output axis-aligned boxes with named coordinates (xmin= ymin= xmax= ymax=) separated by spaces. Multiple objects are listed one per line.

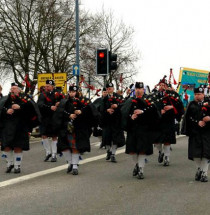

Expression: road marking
xmin=0 ymin=148 xmax=125 ymax=188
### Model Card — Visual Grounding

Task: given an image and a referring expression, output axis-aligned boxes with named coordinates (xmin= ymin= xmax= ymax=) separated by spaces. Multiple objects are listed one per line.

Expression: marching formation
xmin=0 ymin=77 xmax=210 ymax=183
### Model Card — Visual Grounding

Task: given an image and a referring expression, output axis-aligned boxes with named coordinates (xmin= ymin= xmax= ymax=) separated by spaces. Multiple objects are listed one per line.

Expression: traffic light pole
xmin=103 ymin=75 xmax=106 ymax=88
xmin=75 ymin=0 xmax=80 ymax=87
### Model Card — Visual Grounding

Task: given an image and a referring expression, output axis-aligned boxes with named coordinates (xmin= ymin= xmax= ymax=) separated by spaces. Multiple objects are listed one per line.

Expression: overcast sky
xmin=82 ymin=0 xmax=210 ymax=88
xmin=2 ymin=0 xmax=210 ymax=94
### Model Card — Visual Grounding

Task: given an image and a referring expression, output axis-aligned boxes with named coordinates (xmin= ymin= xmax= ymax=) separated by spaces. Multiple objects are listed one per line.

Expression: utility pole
xmin=75 ymin=0 xmax=80 ymax=86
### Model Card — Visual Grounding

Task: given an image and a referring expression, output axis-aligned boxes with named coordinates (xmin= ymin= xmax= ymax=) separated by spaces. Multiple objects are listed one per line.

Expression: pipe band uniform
xmin=37 ymin=79 xmax=65 ymax=162
xmin=100 ymin=82 xmax=125 ymax=163
xmin=148 ymin=76 xmax=184 ymax=166
xmin=52 ymin=85 xmax=100 ymax=175
xmin=182 ymin=85 xmax=210 ymax=182
xmin=0 ymin=83 xmax=41 ymax=173
xmin=121 ymin=82 xmax=160 ymax=179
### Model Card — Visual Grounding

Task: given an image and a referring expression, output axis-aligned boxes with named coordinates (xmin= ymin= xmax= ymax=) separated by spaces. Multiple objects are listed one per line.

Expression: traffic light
xmin=109 ymin=52 xmax=118 ymax=71
xmin=96 ymin=48 xmax=109 ymax=75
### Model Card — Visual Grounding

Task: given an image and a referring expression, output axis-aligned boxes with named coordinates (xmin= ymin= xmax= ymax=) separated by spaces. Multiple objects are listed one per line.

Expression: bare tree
xmin=0 ymin=1 xmax=139 ymax=95
xmin=78 ymin=9 xmax=140 ymax=93
xmin=0 ymin=0 xmax=100 ymax=94
xmin=96 ymin=9 xmax=139 ymax=90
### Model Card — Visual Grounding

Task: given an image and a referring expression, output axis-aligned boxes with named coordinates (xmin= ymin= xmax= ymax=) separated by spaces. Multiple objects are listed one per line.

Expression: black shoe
xmin=51 ymin=156 xmax=57 ymax=162
xmin=72 ymin=169 xmax=78 ymax=175
xmin=14 ymin=167 xmax=21 ymax=174
xmin=111 ymin=155 xmax=117 ymax=163
xmin=5 ymin=165 xmax=14 ymax=173
xmin=200 ymin=173 xmax=208 ymax=182
xmin=163 ymin=156 xmax=170 ymax=166
xmin=67 ymin=164 xmax=73 ymax=173
xmin=44 ymin=154 xmax=52 ymax=162
xmin=133 ymin=163 xmax=139 ymax=176
xmin=106 ymin=150 xmax=111 ymax=160
xmin=195 ymin=168 xmax=202 ymax=181
xmin=137 ymin=168 xmax=144 ymax=179
xmin=158 ymin=152 xmax=164 ymax=163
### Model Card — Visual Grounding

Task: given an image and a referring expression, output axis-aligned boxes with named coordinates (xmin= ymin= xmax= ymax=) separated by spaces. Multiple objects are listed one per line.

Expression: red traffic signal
xmin=98 ymin=52 xmax=105 ymax=58
xmin=96 ymin=49 xmax=109 ymax=75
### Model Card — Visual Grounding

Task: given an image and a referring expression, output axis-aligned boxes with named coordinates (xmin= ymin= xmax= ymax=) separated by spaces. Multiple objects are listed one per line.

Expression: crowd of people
xmin=0 ymin=78 xmax=209 ymax=182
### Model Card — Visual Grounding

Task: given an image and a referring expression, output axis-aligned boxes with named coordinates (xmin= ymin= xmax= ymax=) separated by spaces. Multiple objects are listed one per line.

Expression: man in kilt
xmin=121 ymin=82 xmax=160 ymax=179
xmin=0 ymin=83 xmax=40 ymax=173
xmin=182 ymin=86 xmax=210 ymax=182
xmin=37 ymin=80 xmax=64 ymax=162
xmin=151 ymin=78 xmax=184 ymax=166
xmin=100 ymin=83 xmax=125 ymax=163
xmin=53 ymin=85 xmax=100 ymax=175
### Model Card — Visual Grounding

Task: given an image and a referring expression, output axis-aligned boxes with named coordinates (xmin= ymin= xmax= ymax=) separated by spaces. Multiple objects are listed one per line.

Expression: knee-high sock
xmin=106 ymin=145 xmax=111 ymax=151
xmin=194 ymin=158 xmax=201 ymax=169
xmin=132 ymin=154 xmax=138 ymax=164
xmin=111 ymin=145 xmax=117 ymax=155
xmin=62 ymin=150 xmax=72 ymax=165
xmin=163 ymin=145 xmax=171 ymax=157
xmin=4 ymin=151 xmax=13 ymax=167
xmin=155 ymin=144 xmax=162 ymax=152
xmin=43 ymin=139 xmax=51 ymax=155
xmin=14 ymin=152 xmax=23 ymax=169
xmin=201 ymin=158 xmax=209 ymax=174
xmin=137 ymin=155 xmax=146 ymax=172
xmin=98 ymin=136 xmax=102 ymax=142
xmin=51 ymin=140 xmax=57 ymax=157
xmin=72 ymin=153 xmax=79 ymax=169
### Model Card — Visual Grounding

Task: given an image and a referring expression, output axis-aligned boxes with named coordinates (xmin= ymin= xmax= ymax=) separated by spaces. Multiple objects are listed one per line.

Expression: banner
xmin=177 ymin=67 xmax=209 ymax=108
xmin=38 ymin=73 xmax=67 ymax=94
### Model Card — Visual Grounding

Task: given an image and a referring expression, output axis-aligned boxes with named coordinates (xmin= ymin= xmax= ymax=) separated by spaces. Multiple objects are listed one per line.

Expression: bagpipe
xmin=148 ymin=89 xmax=182 ymax=117
xmin=130 ymin=95 xmax=153 ymax=119
xmin=152 ymin=69 xmax=178 ymax=92
xmin=201 ymin=99 xmax=210 ymax=118
xmin=107 ymin=94 xmax=124 ymax=107
xmin=71 ymin=96 xmax=89 ymax=111
xmin=131 ymin=96 xmax=152 ymax=110
xmin=159 ymin=90 xmax=184 ymax=121
xmin=161 ymin=91 xmax=180 ymax=115
xmin=66 ymin=95 xmax=92 ymax=120
xmin=9 ymin=91 xmax=31 ymax=106
xmin=5 ymin=91 xmax=41 ymax=128
xmin=78 ymin=75 xmax=101 ymax=100
xmin=168 ymin=68 xmax=177 ymax=86
xmin=39 ymin=85 xmax=65 ymax=105
xmin=63 ymin=97 xmax=82 ymax=134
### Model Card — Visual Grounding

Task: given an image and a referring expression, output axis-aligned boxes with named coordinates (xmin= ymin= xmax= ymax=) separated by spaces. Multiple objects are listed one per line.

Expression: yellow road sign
xmin=38 ymin=73 xmax=67 ymax=94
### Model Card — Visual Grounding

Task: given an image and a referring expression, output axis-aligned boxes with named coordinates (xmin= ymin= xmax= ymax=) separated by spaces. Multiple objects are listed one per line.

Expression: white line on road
xmin=0 ymin=148 xmax=125 ymax=188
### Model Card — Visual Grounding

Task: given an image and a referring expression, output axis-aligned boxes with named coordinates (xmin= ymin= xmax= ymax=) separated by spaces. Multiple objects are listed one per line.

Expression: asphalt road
xmin=0 ymin=135 xmax=210 ymax=215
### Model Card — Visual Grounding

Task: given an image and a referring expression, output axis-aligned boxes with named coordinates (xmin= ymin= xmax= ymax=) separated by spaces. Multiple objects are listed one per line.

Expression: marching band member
xmin=182 ymin=86 xmax=210 ymax=182
xmin=151 ymin=77 xmax=184 ymax=166
xmin=0 ymin=83 xmax=40 ymax=173
xmin=100 ymin=83 xmax=125 ymax=163
xmin=53 ymin=85 xmax=100 ymax=175
xmin=121 ymin=82 xmax=160 ymax=179
xmin=37 ymin=80 xmax=64 ymax=162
